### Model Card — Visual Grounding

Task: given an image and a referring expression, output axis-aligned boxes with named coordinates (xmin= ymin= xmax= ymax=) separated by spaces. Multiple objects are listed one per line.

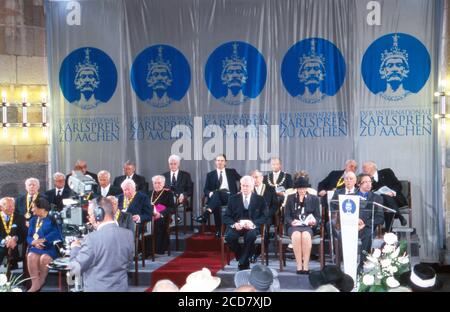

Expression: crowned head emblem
xmin=74 ymin=48 xmax=100 ymax=92
xmin=221 ymin=42 xmax=248 ymax=87
xmin=298 ymin=39 xmax=326 ymax=84
xmin=146 ymin=46 xmax=173 ymax=90
xmin=379 ymin=34 xmax=410 ymax=81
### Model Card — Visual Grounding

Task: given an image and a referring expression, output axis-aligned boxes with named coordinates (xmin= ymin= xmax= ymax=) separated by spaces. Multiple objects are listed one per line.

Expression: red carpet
xmin=147 ymin=234 xmax=223 ymax=290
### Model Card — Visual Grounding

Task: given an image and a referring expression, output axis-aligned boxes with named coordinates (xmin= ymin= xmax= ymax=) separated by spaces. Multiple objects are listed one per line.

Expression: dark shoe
xmin=215 ymin=231 xmax=221 ymax=238
xmin=301 ymin=270 xmax=310 ymax=275
xmin=250 ymin=254 xmax=259 ymax=264
xmin=398 ymin=214 xmax=407 ymax=226
xmin=176 ymin=216 xmax=182 ymax=225
xmin=296 ymin=270 xmax=302 ymax=274
xmin=195 ymin=214 xmax=208 ymax=224
xmin=238 ymin=262 xmax=250 ymax=270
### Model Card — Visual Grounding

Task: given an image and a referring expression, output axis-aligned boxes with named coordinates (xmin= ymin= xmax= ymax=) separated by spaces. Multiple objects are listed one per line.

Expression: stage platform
xmin=1 ymin=229 xmax=425 ymax=292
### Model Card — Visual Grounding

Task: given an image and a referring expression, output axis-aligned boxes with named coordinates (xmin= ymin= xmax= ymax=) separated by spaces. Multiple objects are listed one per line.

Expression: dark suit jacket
xmin=65 ymin=171 xmax=99 ymax=188
xmin=15 ymin=193 xmax=46 ymax=217
xmin=203 ymin=168 xmax=241 ymax=197
xmin=359 ymin=192 xmax=385 ymax=228
xmin=117 ymin=211 xmax=135 ymax=235
xmin=223 ymin=193 xmax=267 ymax=229
xmin=255 ymin=185 xmax=277 ymax=221
xmin=0 ymin=213 xmax=27 ymax=244
xmin=317 ymin=169 xmax=345 ymax=193
xmin=163 ymin=170 xmax=193 ymax=198
xmin=330 ymin=187 xmax=358 ymax=212
xmin=330 ymin=189 xmax=384 ymax=231
xmin=117 ymin=191 xmax=152 ymax=223
xmin=45 ymin=187 xmax=73 ymax=211
xmin=149 ymin=189 xmax=176 ymax=216
xmin=92 ymin=185 xmax=123 ymax=198
xmin=371 ymin=168 xmax=407 ymax=207
xmin=284 ymin=193 xmax=321 ymax=228
xmin=113 ymin=174 xmax=148 ymax=193
xmin=263 ymin=171 xmax=293 ymax=191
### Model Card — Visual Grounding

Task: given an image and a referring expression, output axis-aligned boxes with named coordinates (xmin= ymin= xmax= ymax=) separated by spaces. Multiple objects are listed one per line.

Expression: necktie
xmin=218 ymin=171 xmax=223 ymax=187
xmin=172 ymin=173 xmax=176 ymax=186
xmin=244 ymin=196 xmax=249 ymax=209
xmin=57 ymin=190 xmax=61 ymax=197
xmin=4 ymin=215 xmax=9 ymax=222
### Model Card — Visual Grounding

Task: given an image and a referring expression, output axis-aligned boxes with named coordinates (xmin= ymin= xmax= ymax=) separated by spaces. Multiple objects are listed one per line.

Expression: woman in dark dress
xmin=284 ymin=177 xmax=321 ymax=274
xmin=26 ymin=198 xmax=62 ymax=292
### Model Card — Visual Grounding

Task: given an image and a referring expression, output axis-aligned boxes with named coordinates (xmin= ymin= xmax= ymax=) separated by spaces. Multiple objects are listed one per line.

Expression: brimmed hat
xmin=180 ymin=268 xmax=221 ymax=292
xmin=34 ymin=197 xmax=51 ymax=211
xmin=234 ymin=264 xmax=280 ymax=292
xmin=399 ymin=263 xmax=442 ymax=292
xmin=308 ymin=265 xmax=354 ymax=292
xmin=293 ymin=177 xmax=311 ymax=188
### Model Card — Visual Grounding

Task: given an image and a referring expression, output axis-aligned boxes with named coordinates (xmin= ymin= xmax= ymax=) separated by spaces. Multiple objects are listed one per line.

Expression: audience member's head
xmin=399 ymin=263 xmax=442 ymax=292
xmin=180 ymin=268 xmax=221 ymax=292
xmin=234 ymin=264 xmax=280 ymax=292
xmin=234 ymin=285 xmax=256 ymax=292
xmin=309 ymin=265 xmax=354 ymax=292
xmin=153 ymin=279 xmax=179 ymax=292
xmin=315 ymin=284 xmax=340 ymax=292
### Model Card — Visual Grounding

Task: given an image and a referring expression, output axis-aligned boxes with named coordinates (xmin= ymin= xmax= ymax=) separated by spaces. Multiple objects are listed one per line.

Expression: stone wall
xmin=0 ymin=0 xmax=48 ymax=197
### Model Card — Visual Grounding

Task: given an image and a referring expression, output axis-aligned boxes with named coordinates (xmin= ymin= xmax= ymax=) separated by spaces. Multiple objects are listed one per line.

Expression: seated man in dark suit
xmin=318 ymin=159 xmax=357 ymax=223
xmin=162 ymin=154 xmax=193 ymax=223
xmin=44 ymin=172 xmax=72 ymax=212
xmin=65 ymin=159 xmax=99 ymax=187
xmin=113 ymin=161 xmax=148 ymax=193
xmin=196 ymin=154 xmax=241 ymax=238
xmin=94 ymin=170 xmax=122 ymax=198
xmin=15 ymin=177 xmax=45 ymax=223
xmin=263 ymin=157 xmax=293 ymax=210
xmin=362 ymin=161 xmax=407 ymax=229
xmin=118 ymin=179 xmax=152 ymax=226
xmin=0 ymin=197 xmax=27 ymax=270
xmin=223 ymin=176 xmax=267 ymax=270
xmin=150 ymin=175 xmax=175 ymax=254
xmin=107 ymin=196 xmax=134 ymax=235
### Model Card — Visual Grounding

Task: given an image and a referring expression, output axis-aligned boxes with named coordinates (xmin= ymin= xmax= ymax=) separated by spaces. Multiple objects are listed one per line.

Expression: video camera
xmin=68 ymin=171 xmax=97 ymax=196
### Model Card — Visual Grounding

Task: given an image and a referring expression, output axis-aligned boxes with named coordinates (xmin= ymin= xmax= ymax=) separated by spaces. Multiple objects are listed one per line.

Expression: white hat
xmin=180 ymin=268 xmax=221 ymax=292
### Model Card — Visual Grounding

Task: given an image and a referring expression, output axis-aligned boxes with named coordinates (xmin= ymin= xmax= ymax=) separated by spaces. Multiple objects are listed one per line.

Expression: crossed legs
xmin=27 ymin=252 xmax=52 ymax=292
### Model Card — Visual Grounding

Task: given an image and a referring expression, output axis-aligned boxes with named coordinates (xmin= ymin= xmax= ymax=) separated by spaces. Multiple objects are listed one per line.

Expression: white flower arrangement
xmin=358 ymin=233 xmax=410 ymax=292
xmin=0 ymin=273 xmax=29 ymax=292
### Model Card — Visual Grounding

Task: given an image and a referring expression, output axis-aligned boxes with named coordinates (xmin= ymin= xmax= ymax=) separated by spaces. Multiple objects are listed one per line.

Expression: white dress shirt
xmin=217 ymin=169 xmax=229 ymax=191
xmin=101 ymin=184 xmax=111 ymax=197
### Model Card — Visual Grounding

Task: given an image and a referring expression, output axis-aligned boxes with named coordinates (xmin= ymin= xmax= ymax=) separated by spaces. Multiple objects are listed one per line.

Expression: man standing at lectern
xmin=356 ymin=174 xmax=384 ymax=270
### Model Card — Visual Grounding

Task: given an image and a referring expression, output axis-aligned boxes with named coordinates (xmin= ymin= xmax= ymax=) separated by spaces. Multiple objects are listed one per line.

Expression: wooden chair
xmin=277 ymin=205 xmax=325 ymax=271
xmin=220 ymin=223 xmax=266 ymax=269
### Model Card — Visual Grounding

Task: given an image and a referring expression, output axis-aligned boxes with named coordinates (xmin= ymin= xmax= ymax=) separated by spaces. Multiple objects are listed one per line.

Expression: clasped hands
xmin=31 ymin=238 xmax=46 ymax=249
xmin=233 ymin=220 xmax=255 ymax=231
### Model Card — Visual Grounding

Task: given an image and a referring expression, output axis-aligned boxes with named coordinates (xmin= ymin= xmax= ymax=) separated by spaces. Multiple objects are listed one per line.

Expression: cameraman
xmin=67 ymin=197 xmax=134 ymax=291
